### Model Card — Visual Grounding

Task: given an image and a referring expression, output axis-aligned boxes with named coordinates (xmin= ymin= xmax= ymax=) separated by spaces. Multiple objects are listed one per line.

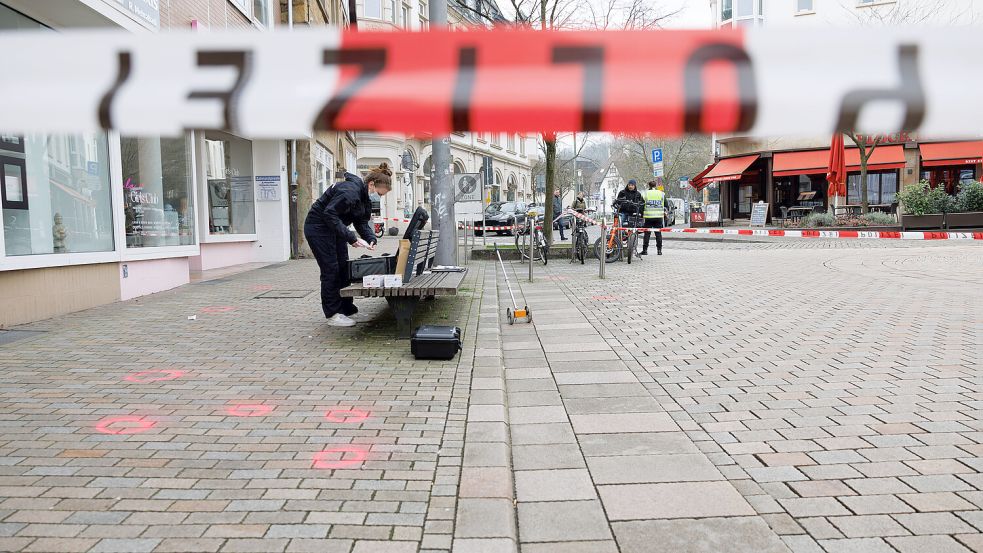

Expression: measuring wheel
xmin=507 ymin=307 xmax=515 ymax=325
xmin=525 ymin=306 xmax=532 ymax=323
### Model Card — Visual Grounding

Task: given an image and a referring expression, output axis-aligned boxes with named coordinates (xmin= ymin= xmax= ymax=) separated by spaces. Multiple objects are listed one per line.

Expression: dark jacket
xmin=572 ymin=198 xmax=587 ymax=211
xmin=305 ymin=172 xmax=376 ymax=245
xmin=552 ymin=195 xmax=563 ymax=215
xmin=616 ymin=187 xmax=644 ymax=214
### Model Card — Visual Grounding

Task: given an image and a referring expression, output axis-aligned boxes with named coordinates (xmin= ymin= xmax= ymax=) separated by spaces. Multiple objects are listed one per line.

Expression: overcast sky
xmin=660 ymin=0 xmax=711 ymax=28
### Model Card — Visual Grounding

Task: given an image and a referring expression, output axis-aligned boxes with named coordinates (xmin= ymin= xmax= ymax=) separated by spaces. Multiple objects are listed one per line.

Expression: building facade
xmin=0 ymin=0 xmax=298 ymax=327
xmin=701 ymin=0 xmax=982 ymax=222
xmin=351 ymin=0 xmax=536 ymax=229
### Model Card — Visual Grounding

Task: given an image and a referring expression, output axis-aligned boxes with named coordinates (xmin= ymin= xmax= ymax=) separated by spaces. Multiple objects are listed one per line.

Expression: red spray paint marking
xmin=251 ymin=285 xmax=274 ymax=291
xmin=95 ymin=416 xmax=155 ymax=435
xmin=325 ymin=409 xmax=370 ymax=423
xmin=201 ymin=306 xmax=236 ymax=314
xmin=124 ymin=369 xmax=185 ymax=383
xmin=226 ymin=404 xmax=273 ymax=417
xmin=591 ymin=295 xmax=619 ymax=301
xmin=312 ymin=445 xmax=369 ymax=469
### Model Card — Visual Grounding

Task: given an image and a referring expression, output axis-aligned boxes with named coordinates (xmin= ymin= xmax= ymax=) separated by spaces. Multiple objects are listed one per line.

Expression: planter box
xmin=901 ymin=213 xmax=944 ymax=230
xmin=945 ymin=212 xmax=983 ymax=229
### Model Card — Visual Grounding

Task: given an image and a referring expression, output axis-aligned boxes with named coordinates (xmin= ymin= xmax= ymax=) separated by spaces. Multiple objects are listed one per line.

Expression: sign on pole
xmin=454 ymin=173 xmax=481 ymax=202
xmin=651 ymin=149 xmax=663 ymax=164
xmin=679 ymin=176 xmax=690 ymax=188
xmin=651 ymin=148 xmax=664 ymax=178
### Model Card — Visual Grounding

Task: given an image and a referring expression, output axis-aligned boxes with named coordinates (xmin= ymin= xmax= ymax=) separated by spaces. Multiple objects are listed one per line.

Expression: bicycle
xmin=594 ymin=200 xmax=643 ymax=263
xmin=569 ymin=211 xmax=590 ymax=264
xmin=515 ymin=216 xmax=548 ymax=265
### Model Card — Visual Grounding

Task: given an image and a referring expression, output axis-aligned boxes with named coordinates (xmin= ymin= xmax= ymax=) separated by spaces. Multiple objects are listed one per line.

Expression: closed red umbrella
xmin=826 ymin=133 xmax=846 ymax=213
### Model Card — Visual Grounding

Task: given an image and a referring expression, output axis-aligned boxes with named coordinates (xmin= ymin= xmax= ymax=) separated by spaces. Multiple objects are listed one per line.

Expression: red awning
xmin=704 ymin=155 xmax=759 ymax=183
xmin=845 ymin=145 xmax=906 ymax=171
xmin=773 ymin=150 xmax=830 ymax=177
xmin=919 ymin=141 xmax=983 ymax=167
xmin=689 ymin=165 xmax=714 ymax=191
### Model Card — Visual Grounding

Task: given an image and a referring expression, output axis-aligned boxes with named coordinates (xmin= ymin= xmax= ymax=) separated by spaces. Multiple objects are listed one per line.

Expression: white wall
xmin=252 ymin=140 xmax=290 ymax=263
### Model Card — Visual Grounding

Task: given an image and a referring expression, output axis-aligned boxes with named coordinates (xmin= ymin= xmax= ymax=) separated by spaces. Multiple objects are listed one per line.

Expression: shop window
xmin=2 ymin=133 xmax=114 ymax=256
xmin=920 ymin=165 xmax=975 ymax=195
xmin=121 ymin=136 xmax=195 ymax=248
xmin=204 ymin=132 xmax=256 ymax=235
xmin=847 ymin=171 xmax=898 ymax=206
xmin=364 ymin=0 xmax=382 ymax=19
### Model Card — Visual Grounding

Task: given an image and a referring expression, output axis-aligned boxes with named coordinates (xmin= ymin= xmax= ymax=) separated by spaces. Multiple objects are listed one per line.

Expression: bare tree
xmin=845 ymin=133 xmax=881 ymax=215
xmin=583 ymin=0 xmax=680 ymax=30
xmin=611 ymin=134 xmax=713 ymax=200
xmin=846 ymin=0 xmax=976 ymax=26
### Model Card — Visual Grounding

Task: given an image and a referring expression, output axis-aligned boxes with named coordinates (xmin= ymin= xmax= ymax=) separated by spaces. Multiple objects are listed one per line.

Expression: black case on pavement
xmin=411 ymin=326 xmax=462 ymax=360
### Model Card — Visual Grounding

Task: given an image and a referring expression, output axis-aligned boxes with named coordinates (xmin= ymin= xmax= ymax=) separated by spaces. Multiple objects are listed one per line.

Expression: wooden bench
xmin=341 ymin=229 xmax=467 ymax=337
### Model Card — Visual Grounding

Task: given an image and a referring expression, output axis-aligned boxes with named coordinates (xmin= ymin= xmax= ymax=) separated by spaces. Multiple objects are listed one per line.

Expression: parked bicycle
xmin=515 ymin=216 xmax=549 ymax=265
xmin=570 ymin=211 xmax=590 ymax=264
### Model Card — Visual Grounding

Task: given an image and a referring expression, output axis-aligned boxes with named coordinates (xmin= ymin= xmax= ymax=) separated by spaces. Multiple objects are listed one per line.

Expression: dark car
xmin=474 ymin=201 xmax=528 ymax=236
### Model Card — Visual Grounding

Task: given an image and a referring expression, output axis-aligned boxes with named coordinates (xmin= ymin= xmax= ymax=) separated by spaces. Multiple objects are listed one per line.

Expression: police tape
xmin=457 ymin=223 xmax=519 ymax=231
xmin=1 ymin=28 xmax=981 ymax=137
xmin=608 ymin=227 xmax=983 ymax=240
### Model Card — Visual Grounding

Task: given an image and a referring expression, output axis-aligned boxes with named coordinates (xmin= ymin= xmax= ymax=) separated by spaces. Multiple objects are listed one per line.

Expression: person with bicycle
xmin=572 ymin=191 xmax=587 ymax=213
xmin=615 ymin=180 xmax=644 ymax=228
xmin=641 ymin=180 xmax=667 ymax=256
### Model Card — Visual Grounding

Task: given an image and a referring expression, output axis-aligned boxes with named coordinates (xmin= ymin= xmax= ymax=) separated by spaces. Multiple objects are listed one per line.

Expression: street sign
xmin=454 ymin=173 xmax=481 ymax=202
xmin=651 ymin=149 xmax=663 ymax=164
xmin=652 ymin=164 xmax=664 ymax=178
xmin=679 ymin=176 xmax=689 ymax=188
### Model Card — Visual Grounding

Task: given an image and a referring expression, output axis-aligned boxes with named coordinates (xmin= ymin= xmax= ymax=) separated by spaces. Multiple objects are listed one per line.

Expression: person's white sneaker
xmin=327 ymin=314 xmax=356 ymax=327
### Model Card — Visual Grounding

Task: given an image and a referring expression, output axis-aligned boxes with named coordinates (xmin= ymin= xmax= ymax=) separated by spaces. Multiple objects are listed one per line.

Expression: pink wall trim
xmin=119 ymin=258 xmax=191 ymax=301
xmin=190 ymin=242 xmax=256 ymax=272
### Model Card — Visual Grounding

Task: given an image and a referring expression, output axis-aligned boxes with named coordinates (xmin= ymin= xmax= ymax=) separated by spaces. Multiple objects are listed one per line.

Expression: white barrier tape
xmin=2 ymin=28 xmax=983 ymax=136
xmin=457 ymin=224 xmax=518 ymax=231
xmin=609 ymin=227 xmax=983 ymax=240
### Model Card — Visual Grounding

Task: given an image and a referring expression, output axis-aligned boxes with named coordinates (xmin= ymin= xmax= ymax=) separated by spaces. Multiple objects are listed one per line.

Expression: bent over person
xmin=641 ymin=180 xmax=666 ymax=256
xmin=304 ymin=163 xmax=392 ymax=327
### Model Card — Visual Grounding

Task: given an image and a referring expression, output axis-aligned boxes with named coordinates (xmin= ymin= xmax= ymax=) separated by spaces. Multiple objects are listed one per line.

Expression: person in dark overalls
xmin=304 ymin=163 xmax=392 ymax=327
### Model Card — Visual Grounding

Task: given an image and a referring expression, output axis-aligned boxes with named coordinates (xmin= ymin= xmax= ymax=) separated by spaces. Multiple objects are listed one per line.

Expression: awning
xmin=919 ymin=141 xmax=983 ymax=167
xmin=689 ymin=165 xmax=714 ymax=191
xmin=846 ymin=145 xmax=906 ymax=171
xmin=704 ymin=155 xmax=759 ymax=183
xmin=773 ymin=150 xmax=830 ymax=177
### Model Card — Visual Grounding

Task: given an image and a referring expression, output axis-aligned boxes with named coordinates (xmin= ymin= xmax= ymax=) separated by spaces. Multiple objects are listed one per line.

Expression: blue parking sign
xmin=651 ymin=149 xmax=663 ymax=164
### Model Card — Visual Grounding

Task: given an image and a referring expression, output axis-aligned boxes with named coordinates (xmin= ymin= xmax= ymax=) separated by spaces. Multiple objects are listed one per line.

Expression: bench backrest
xmin=403 ymin=229 xmax=439 ymax=283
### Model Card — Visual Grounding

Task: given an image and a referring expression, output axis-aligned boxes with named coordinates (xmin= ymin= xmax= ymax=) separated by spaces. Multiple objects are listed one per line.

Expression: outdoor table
xmin=787 ymin=206 xmax=815 ymax=223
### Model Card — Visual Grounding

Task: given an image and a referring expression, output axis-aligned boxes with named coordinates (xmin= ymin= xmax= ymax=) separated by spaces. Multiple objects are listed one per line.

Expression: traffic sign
xmin=679 ymin=176 xmax=689 ymax=188
xmin=652 ymin=164 xmax=664 ymax=178
xmin=651 ymin=149 xmax=663 ymax=164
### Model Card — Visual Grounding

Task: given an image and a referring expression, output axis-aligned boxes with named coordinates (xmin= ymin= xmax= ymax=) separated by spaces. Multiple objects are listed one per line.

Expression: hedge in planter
xmin=949 ymin=181 xmax=983 ymax=229
xmin=898 ymin=181 xmax=949 ymax=230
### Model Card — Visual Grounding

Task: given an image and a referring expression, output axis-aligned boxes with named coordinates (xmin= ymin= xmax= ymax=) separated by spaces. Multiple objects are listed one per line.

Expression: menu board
xmin=750 ymin=202 xmax=769 ymax=227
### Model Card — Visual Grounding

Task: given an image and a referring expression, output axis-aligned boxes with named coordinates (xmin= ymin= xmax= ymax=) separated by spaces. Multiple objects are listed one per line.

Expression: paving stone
xmin=452 ymin=538 xmax=519 ymax=553
xmin=838 ymin=495 xmax=915 ymax=515
xmin=578 ymin=432 xmax=699 ymax=456
xmin=585 ymin=454 xmax=722 ymax=484
xmin=827 ymin=515 xmax=910 ymax=538
xmin=455 ymin=499 xmax=515 ymax=538
xmin=350 ymin=541 xmax=417 ymax=553
xmin=517 ymin=500 xmax=612 ymax=542
xmin=611 ymin=517 xmax=790 ymax=553
xmin=510 ymin=423 xmax=578 ymax=445
xmin=886 ymin=535 xmax=973 ymax=553
xmin=898 ymin=492 xmax=976 ymax=512
xmin=817 ymin=537 xmax=896 ymax=553
xmin=598 ymin=482 xmax=754 ymax=520
xmin=569 ymin=413 xmax=679 ymax=434
xmin=514 ymin=469 xmax=596 ymax=502
xmin=894 ymin=512 xmax=977 ymax=535
xmin=512 ymin=444 xmax=586 ymax=470
xmin=520 ymin=541 xmax=618 ymax=553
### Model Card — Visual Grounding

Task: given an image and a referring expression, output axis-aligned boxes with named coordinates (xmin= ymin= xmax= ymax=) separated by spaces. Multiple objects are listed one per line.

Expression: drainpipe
xmin=288 ymin=1 xmax=300 ymax=258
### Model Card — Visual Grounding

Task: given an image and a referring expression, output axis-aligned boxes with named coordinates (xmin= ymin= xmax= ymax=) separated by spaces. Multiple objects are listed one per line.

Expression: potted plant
xmin=946 ymin=181 xmax=983 ymax=229
xmin=897 ymin=181 xmax=946 ymax=230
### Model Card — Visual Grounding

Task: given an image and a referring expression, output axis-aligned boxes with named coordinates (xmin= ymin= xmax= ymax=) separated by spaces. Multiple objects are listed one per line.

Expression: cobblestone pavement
xmin=0 ymin=260 xmax=486 ymax=553
xmin=502 ymin=240 xmax=983 ymax=552
xmin=1 ymin=238 xmax=981 ymax=553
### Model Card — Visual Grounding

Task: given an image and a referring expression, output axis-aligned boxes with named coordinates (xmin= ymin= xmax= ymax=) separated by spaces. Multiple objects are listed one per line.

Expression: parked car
xmin=473 ymin=201 xmax=528 ymax=236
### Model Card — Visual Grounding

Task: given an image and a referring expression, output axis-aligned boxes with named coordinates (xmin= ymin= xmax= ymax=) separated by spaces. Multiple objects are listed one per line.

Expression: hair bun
xmin=375 ymin=162 xmax=392 ymax=177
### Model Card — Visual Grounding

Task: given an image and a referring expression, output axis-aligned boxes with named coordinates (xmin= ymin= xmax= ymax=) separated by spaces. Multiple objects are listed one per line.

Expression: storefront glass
xmin=774 ymin=174 xmax=827 ymax=216
xmin=920 ymin=165 xmax=976 ymax=195
xmin=2 ymin=133 xmax=114 ymax=256
xmin=204 ymin=132 xmax=255 ymax=235
xmin=121 ymin=136 xmax=195 ymax=247
xmin=847 ymin=170 xmax=898 ymax=205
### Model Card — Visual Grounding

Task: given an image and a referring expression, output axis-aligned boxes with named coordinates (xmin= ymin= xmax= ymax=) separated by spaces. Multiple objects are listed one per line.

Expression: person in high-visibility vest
xmin=641 ymin=180 xmax=666 ymax=256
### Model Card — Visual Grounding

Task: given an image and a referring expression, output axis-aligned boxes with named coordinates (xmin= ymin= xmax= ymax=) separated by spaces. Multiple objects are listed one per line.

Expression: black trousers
xmin=304 ymin=225 xmax=356 ymax=318
xmin=642 ymin=217 xmax=664 ymax=252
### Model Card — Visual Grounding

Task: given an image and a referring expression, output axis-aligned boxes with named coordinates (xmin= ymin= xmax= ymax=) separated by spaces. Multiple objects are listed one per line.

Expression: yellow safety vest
xmin=644 ymin=189 xmax=665 ymax=219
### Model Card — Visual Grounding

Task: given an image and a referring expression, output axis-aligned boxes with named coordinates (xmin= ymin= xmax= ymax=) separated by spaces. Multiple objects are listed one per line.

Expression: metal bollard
xmin=528 ymin=214 xmax=535 ymax=283
xmin=599 ymin=222 xmax=606 ymax=280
